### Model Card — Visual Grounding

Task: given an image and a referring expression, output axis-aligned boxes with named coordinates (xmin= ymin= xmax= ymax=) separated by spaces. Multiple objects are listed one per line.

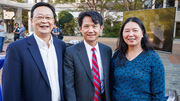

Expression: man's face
xmin=31 ymin=6 xmax=55 ymax=37
xmin=79 ymin=16 xmax=103 ymax=46
xmin=15 ymin=24 xmax=19 ymax=27
xmin=1 ymin=21 xmax=4 ymax=25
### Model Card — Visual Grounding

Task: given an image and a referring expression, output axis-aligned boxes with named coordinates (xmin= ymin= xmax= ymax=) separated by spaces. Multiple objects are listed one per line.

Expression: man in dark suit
xmin=2 ymin=2 xmax=65 ymax=101
xmin=64 ymin=11 xmax=112 ymax=101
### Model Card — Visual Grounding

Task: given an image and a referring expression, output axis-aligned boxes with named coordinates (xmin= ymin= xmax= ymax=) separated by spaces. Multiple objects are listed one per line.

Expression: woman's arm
xmin=151 ymin=52 xmax=165 ymax=100
xmin=19 ymin=27 xmax=26 ymax=34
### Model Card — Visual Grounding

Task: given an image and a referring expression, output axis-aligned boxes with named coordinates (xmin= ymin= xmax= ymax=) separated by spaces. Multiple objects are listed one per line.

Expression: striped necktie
xmin=92 ymin=47 xmax=101 ymax=101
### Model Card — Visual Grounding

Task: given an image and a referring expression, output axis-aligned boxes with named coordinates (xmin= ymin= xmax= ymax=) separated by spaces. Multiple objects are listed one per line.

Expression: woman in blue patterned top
xmin=110 ymin=17 xmax=165 ymax=101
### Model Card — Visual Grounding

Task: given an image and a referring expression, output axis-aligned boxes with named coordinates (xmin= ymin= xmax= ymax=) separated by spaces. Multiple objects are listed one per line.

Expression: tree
xmin=58 ymin=10 xmax=77 ymax=35
xmin=103 ymin=18 xmax=121 ymax=37
xmin=53 ymin=0 xmax=115 ymax=20
xmin=52 ymin=0 xmax=164 ymax=20
xmin=112 ymin=0 xmax=164 ymax=11
xmin=10 ymin=0 xmax=164 ymax=19
xmin=10 ymin=0 xmax=26 ymax=3
xmin=63 ymin=18 xmax=78 ymax=36
xmin=58 ymin=10 xmax=74 ymax=29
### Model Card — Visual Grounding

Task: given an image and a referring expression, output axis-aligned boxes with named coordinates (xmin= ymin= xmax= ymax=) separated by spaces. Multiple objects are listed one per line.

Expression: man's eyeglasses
xmin=34 ymin=15 xmax=54 ymax=21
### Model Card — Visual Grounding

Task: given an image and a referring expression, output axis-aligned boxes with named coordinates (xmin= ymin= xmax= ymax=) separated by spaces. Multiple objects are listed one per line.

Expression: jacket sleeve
xmin=2 ymin=43 xmax=22 ymax=101
xmin=63 ymin=48 xmax=77 ymax=101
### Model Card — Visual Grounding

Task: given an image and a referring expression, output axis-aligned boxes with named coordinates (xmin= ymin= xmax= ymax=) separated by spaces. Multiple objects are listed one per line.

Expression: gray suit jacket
xmin=64 ymin=41 xmax=112 ymax=101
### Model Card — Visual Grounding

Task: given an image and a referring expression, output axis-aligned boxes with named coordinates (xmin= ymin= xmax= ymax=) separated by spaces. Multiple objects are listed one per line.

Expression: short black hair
xmin=15 ymin=23 xmax=19 ymax=26
xmin=0 ymin=20 xmax=4 ymax=24
xmin=31 ymin=2 xmax=56 ymax=19
xmin=78 ymin=11 xmax=103 ymax=27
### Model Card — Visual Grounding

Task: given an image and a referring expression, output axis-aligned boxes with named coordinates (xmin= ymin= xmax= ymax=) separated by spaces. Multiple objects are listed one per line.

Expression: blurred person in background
xmin=52 ymin=24 xmax=60 ymax=38
xmin=19 ymin=23 xmax=26 ymax=39
xmin=51 ymin=24 xmax=63 ymax=40
xmin=13 ymin=23 xmax=20 ymax=41
xmin=0 ymin=20 xmax=5 ymax=53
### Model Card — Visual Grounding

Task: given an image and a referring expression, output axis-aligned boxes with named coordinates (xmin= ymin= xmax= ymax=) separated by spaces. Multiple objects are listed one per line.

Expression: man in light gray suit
xmin=64 ymin=11 xmax=112 ymax=101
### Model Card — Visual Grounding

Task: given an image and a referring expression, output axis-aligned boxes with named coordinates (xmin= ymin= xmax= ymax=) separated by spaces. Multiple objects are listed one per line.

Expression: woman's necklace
xmin=126 ymin=53 xmax=132 ymax=60
xmin=126 ymin=49 xmax=143 ymax=61
xmin=126 ymin=54 xmax=131 ymax=60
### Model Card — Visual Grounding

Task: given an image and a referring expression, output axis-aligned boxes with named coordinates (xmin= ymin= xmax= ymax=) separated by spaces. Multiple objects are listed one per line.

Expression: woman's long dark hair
xmin=114 ymin=17 xmax=153 ymax=65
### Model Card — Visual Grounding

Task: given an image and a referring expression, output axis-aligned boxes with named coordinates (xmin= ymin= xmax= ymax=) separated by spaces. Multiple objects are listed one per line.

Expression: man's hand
xmin=52 ymin=30 xmax=54 ymax=34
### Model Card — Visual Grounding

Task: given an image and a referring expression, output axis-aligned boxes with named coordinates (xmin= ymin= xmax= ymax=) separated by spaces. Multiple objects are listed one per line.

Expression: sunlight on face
xmin=79 ymin=16 xmax=103 ymax=46
xmin=123 ymin=22 xmax=143 ymax=47
xmin=31 ymin=6 xmax=55 ymax=37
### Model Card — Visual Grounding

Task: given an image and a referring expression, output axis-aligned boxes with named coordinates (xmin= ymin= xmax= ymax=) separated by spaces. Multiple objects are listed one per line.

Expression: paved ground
xmin=0 ymin=34 xmax=180 ymax=98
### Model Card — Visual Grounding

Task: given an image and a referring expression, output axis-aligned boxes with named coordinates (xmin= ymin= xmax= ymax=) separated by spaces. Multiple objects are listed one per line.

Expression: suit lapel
xmin=53 ymin=39 xmax=64 ymax=100
xmin=77 ymin=42 xmax=94 ymax=84
xmin=53 ymin=39 xmax=63 ymax=87
xmin=99 ymin=43 xmax=107 ymax=81
xmin=27 ymin=35 xmax=50 ymax=87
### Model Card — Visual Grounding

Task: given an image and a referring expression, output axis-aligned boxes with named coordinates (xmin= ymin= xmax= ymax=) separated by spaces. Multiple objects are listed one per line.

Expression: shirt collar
xmin=33 ymin=33 xmax=53 ymax=48
xmin=84 ymin=40 xmax=99 ymax=53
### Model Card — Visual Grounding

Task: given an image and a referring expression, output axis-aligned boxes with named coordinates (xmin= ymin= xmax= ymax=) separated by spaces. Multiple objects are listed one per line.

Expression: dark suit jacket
xmin=64 ymin=41 xmax=112 ymax=101
xmin=2 ymin=34 xmax=66 ymax=101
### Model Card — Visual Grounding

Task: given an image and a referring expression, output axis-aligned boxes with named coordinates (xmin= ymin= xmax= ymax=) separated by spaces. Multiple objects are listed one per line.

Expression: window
xmin=176 ymin=22 xmax=180 ymax=38
xmin=155 ymin=1 xmax=163 ymax=8
xmin=166 ymin=0 xmax=175 ymax=8
xmin=144 ymin=0 xmax=152 ymax=9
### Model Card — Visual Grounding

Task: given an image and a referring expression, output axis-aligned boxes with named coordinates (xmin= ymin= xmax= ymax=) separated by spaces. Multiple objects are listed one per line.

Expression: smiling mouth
xmin=40 ymin=25 xmax=49 ymax=28
xmin=88 ymin=35 xmax=95 ymax=36
xmin=128 ymin=39 xmax=135 ymax=40
xmin=87 ymin=33 xmax=96 ymax=36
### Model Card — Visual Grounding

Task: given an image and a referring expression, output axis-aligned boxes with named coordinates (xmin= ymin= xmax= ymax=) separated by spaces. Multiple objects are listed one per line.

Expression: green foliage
xmin=10 ymin=0 xmax=26 ymax=3
xmin=62 ymin=18 xmax=77 ymax=36
xmin=103 ymin=19 xmax=121 ymax=37
xmin=58 ymin=10 xmax=78 ymax=36
xmin=58 ymin=10 xmax=73 ymax=29
xmin=22 ymin=11 xmax=28 ymax=24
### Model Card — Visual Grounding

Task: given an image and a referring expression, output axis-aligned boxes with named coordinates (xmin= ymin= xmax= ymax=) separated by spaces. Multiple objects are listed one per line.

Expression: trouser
xmin=14 ymin=37 xmax=19 ymax=41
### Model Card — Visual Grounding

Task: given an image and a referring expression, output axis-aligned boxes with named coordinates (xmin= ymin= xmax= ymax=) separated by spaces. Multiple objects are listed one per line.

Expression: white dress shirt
xmin=84 ymin=40 xmax=104 ymax=93
xmin=34 ymin=33 xmax=60 ymax=101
